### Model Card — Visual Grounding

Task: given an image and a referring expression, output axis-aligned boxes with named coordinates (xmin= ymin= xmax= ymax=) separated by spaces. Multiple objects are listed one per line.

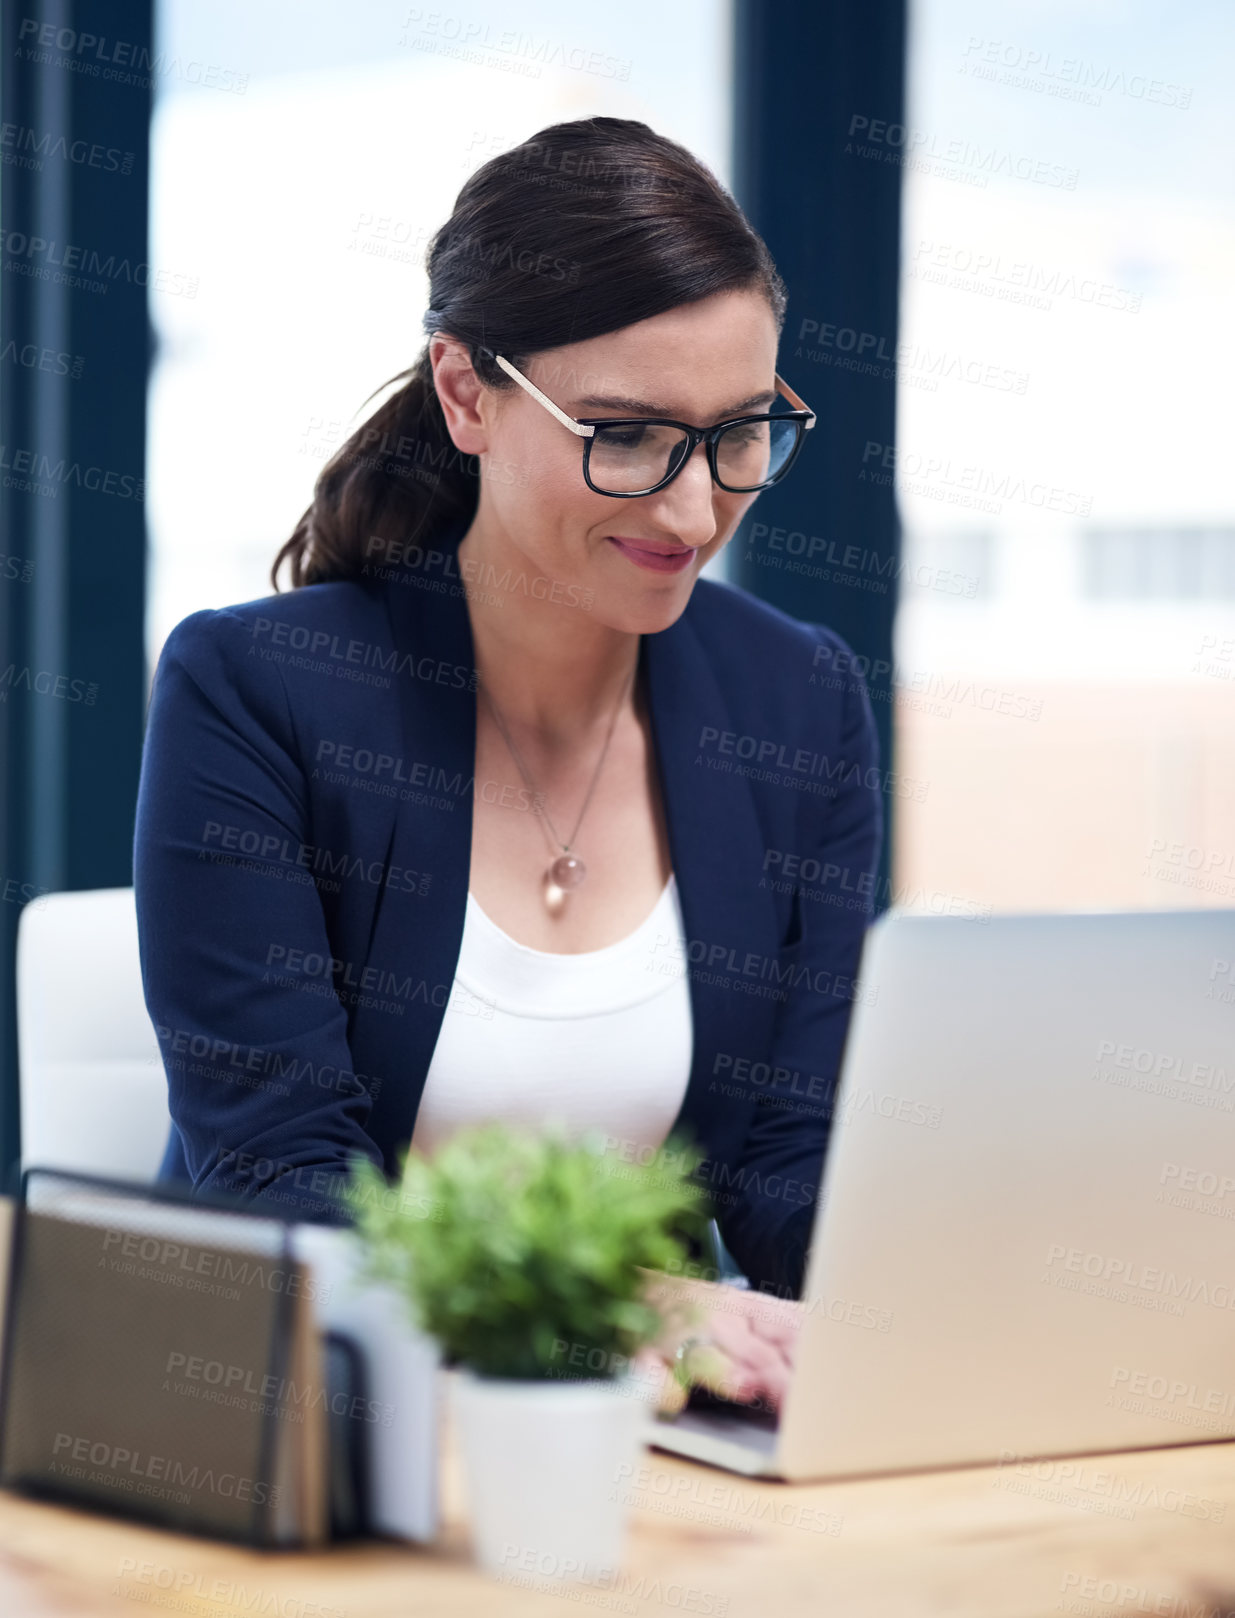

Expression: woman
xmin=134 ymin=116 xmax=882 ymax=1411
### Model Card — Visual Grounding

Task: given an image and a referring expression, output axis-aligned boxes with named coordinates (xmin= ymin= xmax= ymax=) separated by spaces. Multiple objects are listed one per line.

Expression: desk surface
xmin=2 ymin=1381 xmax=1234 ymax=1618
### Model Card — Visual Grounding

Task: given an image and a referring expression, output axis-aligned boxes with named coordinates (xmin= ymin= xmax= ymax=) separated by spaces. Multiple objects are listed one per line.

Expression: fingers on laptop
xmin=742 ymin=1293 xmax=804 ymax=1349
xmin=701 ymin=1313 xmax=791 ymax=1409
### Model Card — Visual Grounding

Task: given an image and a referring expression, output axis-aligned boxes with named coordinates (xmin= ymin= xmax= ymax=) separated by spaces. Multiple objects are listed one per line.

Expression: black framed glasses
xmin=487 ymin=350 xmax=816 ymax=498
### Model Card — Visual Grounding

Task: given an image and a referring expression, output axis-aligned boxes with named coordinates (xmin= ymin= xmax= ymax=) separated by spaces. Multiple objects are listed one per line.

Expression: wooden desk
xmin=3 ymin=1379 xmax=1234 ymax=1618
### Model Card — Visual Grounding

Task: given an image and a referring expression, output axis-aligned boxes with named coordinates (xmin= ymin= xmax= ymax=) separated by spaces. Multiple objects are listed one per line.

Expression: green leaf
xmin=343 ymin=1124 xmax=710 ymax=1379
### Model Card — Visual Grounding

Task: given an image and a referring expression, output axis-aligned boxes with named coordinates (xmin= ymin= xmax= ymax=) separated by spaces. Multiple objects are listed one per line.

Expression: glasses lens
xmin=588 ymin=422 xmax=691 ymax=494
xmin=714 ymin=417 xmax=801 ymax=490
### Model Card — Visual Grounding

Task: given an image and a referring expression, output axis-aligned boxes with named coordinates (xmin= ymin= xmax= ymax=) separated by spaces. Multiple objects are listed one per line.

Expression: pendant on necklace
xmin=548 ymin=853 xmax=586 ymax=890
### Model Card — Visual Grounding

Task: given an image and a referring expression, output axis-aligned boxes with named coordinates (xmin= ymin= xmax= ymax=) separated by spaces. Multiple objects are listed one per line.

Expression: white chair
xmin=16 ymin=887 xmax=169 ymax=1181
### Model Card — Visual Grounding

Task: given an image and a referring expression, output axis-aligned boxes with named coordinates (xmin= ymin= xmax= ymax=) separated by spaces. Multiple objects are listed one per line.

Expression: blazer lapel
xmin=642 ymin=606 xmax=782 ymax=1163
xmin=361 ymin=550 xmax=478 ymax=1160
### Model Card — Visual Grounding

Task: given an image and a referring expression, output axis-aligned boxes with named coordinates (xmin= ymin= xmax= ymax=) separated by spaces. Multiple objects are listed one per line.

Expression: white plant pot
xmin=451 ymin=1367 xmax=652 ymax=1585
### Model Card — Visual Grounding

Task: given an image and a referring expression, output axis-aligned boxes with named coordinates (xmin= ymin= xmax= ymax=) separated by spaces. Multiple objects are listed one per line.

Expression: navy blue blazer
xmin=133 ymin=527 xmax=882 ymax=1297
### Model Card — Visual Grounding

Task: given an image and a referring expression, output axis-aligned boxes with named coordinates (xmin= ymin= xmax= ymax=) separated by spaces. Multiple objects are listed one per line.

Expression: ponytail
xmin=270 ymin=345 xmax=479 ymax=590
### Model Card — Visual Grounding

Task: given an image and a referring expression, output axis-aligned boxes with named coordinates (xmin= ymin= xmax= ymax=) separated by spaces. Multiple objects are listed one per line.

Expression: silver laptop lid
xmin=779 ymin=907 xmax=1235 ymax=1480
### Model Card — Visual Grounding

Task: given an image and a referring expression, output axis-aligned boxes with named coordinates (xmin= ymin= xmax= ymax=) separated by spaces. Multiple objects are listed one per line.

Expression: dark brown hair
xmin=271 ymin=116 xmax=787 ymax=590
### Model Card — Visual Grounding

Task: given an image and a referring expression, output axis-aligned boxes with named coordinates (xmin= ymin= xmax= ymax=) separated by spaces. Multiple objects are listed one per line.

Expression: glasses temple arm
xmin=493 ymin=354 xmax=595 ymax=437
xmin=774 ymin=372 xmax=816 ymax=428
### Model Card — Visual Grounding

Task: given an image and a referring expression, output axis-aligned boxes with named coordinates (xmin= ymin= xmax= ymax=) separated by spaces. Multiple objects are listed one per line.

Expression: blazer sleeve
xmin=715 ymin=627 xmax=884 ymax=1297
xmin=133 ymin=607 xmax=384 ymax=1221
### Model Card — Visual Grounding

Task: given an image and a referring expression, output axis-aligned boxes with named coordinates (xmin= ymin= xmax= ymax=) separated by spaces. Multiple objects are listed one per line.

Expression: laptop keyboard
xmin=682 ymin=1386 xmax=781 ymax=1431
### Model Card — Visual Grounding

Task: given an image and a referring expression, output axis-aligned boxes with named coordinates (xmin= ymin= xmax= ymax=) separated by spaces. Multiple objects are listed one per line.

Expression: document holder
xmin=0 ymin=1166 xmax=330 ymax=1547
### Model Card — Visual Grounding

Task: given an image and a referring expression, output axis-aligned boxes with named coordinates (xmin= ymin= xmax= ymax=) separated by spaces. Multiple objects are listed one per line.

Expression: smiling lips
xmin=606 ymin=535 xmax=697 ymax=574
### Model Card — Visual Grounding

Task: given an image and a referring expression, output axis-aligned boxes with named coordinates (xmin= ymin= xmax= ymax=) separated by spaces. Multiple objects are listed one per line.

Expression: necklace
xmin=479 ymin=660 xmax=636 ymax=901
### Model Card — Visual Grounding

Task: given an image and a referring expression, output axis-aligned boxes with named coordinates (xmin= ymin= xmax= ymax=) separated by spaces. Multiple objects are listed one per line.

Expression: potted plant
xmin=346 ymin=1122 xmax=710 ymax=1582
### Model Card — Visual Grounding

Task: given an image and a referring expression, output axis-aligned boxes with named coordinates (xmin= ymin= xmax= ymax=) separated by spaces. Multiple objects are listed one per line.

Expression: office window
xmin=1081 ymin=528 xmax=1235 ymax=602
xmin=147 ymin=0 xmax=733 ymax=667
xmin=894 ymin=1 xmax=1235 ymax=912
xmin=898 ymin=531 xmax=994 ymax=603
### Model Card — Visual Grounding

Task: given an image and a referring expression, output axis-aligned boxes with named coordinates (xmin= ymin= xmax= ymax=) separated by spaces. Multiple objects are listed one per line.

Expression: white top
xmin=410 ymin=876 xmax=694 ymax=1160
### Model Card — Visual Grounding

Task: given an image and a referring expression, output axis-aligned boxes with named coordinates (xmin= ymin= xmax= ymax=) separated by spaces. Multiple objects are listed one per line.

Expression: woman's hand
xmin=633 ymin=1271 xmax=804 ymax=1417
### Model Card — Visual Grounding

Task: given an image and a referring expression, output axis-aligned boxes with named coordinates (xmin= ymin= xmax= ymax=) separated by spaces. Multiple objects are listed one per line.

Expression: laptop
xmin=651 ymin=906 xmax=1235 ymax=1480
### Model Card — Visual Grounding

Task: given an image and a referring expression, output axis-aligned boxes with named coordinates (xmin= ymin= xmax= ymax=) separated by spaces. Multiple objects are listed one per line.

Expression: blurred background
xmin=2 ymin=0 xmax=1232 ymax=1181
